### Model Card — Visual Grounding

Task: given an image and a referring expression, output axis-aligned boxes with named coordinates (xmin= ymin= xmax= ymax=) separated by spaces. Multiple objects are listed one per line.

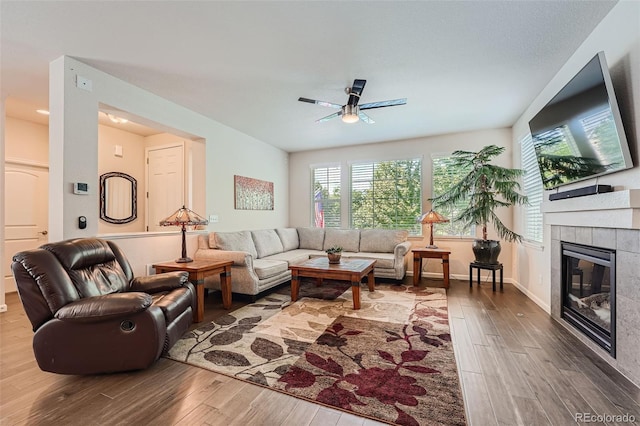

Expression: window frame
xmin=310 ymin=164 xmax=341 ymax=228
xmin=348 ymin=157 xmax=423 ymax=235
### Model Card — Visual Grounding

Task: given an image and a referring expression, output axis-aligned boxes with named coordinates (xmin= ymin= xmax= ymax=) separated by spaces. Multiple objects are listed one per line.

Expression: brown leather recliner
xmin=11 ymin=238 xmax=196 ymax=375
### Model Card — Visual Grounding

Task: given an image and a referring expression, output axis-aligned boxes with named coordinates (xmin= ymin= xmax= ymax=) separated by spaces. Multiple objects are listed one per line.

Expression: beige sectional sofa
xmin=194 ymin=227 xmax=411 ymax=297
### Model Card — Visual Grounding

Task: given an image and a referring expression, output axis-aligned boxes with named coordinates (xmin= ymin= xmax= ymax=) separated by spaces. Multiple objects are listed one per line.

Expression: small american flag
xmin=314 ymin=189 xmax=324 ymax=228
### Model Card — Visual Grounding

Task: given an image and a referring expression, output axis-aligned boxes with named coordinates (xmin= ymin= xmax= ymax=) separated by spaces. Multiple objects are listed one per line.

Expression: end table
xmin=412 ymin=248 xmax=451 ymax=288
xmin=152 ymin=259 xmax=233 ymax=323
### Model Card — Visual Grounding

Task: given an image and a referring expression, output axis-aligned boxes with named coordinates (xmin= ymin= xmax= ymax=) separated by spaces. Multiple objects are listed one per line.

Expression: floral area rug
xmin=166 ymin=281 xmax=466 ymax=426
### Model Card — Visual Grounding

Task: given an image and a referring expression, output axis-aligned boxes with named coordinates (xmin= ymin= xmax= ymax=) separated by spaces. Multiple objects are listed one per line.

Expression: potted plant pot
xmin=472 ymin=239 xmax=501 ymax=264
xmin=326 ymin=246 xmax=343 ymax=264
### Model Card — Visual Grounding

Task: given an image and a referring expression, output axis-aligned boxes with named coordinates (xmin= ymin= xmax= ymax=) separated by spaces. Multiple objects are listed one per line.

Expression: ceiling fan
xmin=298 ymin=79 xmax=406 ymax=124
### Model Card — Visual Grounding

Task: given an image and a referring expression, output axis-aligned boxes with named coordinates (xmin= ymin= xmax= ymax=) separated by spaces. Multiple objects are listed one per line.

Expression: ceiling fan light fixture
xmin=341 ymin=105 xmax=360 ymax=123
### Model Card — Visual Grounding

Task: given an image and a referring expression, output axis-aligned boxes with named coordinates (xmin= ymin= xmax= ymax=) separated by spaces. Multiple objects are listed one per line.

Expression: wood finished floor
xmin=2 ymin=276 xmax=640 ymax=425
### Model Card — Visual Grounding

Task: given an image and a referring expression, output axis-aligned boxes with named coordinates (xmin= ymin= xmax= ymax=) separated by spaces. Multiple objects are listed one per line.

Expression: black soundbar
xmin=549 ymin=184 xmax=613 ymax=201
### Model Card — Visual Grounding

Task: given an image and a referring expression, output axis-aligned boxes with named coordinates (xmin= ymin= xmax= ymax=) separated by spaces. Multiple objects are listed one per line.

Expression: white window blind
xmin=350 ymin=159 xmax=422 ymax=235
xmin=312 ymin=166 xmax=341 ymax=228
xmin=431 ymin=154 xmax=474 ymax=237
xmin=521 ymin=134 xmax=544 ymax=243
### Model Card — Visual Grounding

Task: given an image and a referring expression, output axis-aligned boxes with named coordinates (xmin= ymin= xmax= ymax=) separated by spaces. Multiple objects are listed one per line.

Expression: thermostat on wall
xmin=73 ymin=182 xmax=89 ymax=195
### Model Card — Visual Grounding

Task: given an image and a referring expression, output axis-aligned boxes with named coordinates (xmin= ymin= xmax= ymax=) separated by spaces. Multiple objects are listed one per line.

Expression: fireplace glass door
xmin=562 ymin=242 xmax=615 ymax=356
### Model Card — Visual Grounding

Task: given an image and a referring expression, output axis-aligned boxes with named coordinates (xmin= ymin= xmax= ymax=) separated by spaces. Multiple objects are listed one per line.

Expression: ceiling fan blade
xmin=298 ymin=97 xmax=343 ymax=109
xmin=359 ymin=98 xmax=407 ymax=110
xmin=358 ymin=111 xmax=375 ymax=124
xmin=315 ymin=111 xmax=342 ymax=123
xmin=347 ymin=79 xmax=367 ymax=106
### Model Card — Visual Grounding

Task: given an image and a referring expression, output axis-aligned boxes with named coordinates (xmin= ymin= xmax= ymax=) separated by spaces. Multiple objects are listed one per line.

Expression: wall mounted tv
xmin=529 ymin=51 xmax=633 ymax=190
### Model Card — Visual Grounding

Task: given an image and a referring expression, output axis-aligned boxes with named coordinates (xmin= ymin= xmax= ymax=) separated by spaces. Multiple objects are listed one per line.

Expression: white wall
xmin=5 ymin=117 xmax=49 ymax=164
xmin=512 ymin=1 xmax=640 ymax=312
xmin=46 ymin=56 xmax=288 ymax=279
xmin=289 ymin=128 xmax=515 ymax=279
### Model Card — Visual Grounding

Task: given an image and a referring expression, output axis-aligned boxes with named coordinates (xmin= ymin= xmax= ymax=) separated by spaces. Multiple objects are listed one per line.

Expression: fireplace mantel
xmin=542 ymin=189 xmax=640 ymax=229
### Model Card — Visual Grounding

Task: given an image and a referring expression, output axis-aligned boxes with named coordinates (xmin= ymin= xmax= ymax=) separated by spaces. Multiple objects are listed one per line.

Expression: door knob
xmin=38 ymin=230 xmax=48 ymax=235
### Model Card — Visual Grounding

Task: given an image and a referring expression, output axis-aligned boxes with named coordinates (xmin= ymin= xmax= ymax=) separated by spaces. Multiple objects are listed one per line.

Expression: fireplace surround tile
xmin=616 ymin=296 xmax=640 ymax=382
xmin=593 ymin=227 xmax=616 ymax=249
xmin=575 ymin=227 xmax=592 ymax=245
xmin=560 ymin=226 xmax=576 ymax=243
xmin=551 ymin=239 xmax=562 ymax=318
xmin=551 ymin=225 xmax=640 ymax=387
xmin=617 ymin=229 xmax=640 ymax=253
xmin=617 ymin=251 xmax=640 ymax=301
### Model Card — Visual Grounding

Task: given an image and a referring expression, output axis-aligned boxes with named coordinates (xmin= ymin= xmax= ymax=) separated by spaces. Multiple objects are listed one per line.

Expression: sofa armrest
xmin=395 ymin=241 xmax=412 ymax=258
xmin=194 ymin=249 xmax=252 ymax=266
xmin=55 ymin=292 xmax=153 ymax=323
xmin=130 ymin=271 xmax=189 ymax=293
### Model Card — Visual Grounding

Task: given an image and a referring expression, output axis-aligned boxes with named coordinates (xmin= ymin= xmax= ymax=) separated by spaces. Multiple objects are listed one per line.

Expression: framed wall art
xmin=234 ymin=175 xmax=274 ymax=210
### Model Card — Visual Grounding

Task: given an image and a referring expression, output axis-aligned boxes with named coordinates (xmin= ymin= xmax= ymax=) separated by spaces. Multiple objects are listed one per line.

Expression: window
xmin=520 ymin=134 xmax=544 ymax=243
xmin=312 ymin=166 xmax=341 ymax=228
xmin=350 ymin=159 xmax=421 ymax=235
xmin=431 ymin=154 xmax=474 ymax=237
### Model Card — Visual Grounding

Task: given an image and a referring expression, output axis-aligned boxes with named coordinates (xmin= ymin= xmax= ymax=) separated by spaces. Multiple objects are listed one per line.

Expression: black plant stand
xmin=469 ymin=262 xmax=503 ymax=291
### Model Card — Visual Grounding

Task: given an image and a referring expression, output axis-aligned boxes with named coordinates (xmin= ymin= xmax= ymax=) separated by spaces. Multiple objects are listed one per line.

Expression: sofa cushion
xmin=360 ymin=229 xmax=409 ymax=253
xmin=251 ymin=229 xmax=284 ymax=258
xmin=264 ymin=249 xmax=323 ymax=265
xmin=323 ymin=229 xmax=360 ymax=253
xmin=276 ymin=228 xmax=299 ymax=251
xmin=252 ymin=259 xmax=289 ymax=280
xmin=347 ymin=252 xmax=395 ymax=269
xmin=297 ymin=227 xmax=325 ymax=250
xmin=214 ymin=231 xmax=258 ymax=258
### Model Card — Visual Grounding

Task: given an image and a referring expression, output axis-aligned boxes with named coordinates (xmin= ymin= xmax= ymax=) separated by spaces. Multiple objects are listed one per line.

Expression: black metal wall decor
xmin=100 ymin=171 xmax=137 ymax=224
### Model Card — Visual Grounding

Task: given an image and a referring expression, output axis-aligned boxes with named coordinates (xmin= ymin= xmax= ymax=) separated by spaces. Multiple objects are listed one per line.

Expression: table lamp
xmin=419 ymin=209 xmax=449 ymax=248
xmin=160 ymin=205 xmax=209 ymax=263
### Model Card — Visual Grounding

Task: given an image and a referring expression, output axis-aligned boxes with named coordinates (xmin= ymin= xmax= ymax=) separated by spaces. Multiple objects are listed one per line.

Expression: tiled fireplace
xmin=550 ymin=225 xmax=640 ymax=385
xmin=542 ymin=189 xmax=640 ymax=385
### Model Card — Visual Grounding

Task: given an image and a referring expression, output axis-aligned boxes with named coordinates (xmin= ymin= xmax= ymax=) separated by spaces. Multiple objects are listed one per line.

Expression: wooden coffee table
xmin=152 ymin=259 xmax=233 ymax=323
xmin=289 ymin=257 xmax=376 ymax=310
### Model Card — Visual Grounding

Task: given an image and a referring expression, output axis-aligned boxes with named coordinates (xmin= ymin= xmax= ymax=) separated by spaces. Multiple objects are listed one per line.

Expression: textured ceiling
xmin=1 ymin=1 xmax=617 ymax=152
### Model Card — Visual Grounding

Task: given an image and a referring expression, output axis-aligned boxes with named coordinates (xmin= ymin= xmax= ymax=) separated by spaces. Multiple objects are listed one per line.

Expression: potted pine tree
xmin=429 ymin=145 xmax=528 ymax=264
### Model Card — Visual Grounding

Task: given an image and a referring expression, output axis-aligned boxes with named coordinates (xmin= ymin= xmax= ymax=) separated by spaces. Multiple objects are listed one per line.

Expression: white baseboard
xmin=408 ymin=270 xmax=515 ymax=284
xmin=409 ymin=270 xmax=551 ymax=314
xmin=511 ymin=280 xmax=550 ymax=314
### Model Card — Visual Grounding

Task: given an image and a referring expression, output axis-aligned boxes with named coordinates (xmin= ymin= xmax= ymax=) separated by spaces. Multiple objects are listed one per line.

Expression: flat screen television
xmin=529 ymin=51 xmax=633 ymax=190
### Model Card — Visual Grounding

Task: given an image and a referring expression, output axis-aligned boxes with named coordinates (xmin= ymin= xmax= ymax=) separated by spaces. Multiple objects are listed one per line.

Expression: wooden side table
xmin=412 ymin=248 xmax=451 ymax=288
xmin=469 ymin=262 xmax=503 ymax=291
xmin=152 ymin=259 xmax=233 ymax=323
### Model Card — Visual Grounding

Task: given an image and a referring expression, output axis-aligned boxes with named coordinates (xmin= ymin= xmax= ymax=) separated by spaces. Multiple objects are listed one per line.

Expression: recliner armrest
xmin=55 ymin=292 xmax=153 ymax=322
xmin=130 ymin=271 xmax=189 ymax=293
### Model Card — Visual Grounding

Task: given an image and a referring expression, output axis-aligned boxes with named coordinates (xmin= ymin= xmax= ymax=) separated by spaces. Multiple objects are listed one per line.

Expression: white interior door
xmin=146 ymin=144 xmax=184 ymax=232
xmin=4 ymin=164 xmax=49 ymax=293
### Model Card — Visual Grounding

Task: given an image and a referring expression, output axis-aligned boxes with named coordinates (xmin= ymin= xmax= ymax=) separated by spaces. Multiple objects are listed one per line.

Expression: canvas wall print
xmin=234 ymin=175 xmax=274 ymax=210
